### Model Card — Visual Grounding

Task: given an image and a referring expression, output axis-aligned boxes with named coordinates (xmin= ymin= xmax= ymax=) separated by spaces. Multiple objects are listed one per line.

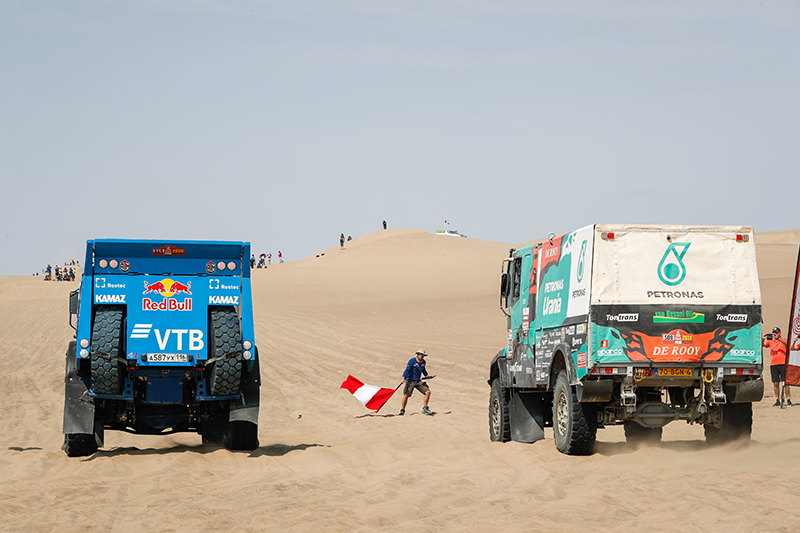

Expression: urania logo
xmin=658 ymin=242 xmax=690 ymax=286
xmin=577 ymin=240 xmax=587 ymax=283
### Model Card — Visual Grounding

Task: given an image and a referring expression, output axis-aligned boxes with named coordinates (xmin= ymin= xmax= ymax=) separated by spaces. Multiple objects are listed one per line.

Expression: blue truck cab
xmin=62 ymin=239 xmax=260 ymax=456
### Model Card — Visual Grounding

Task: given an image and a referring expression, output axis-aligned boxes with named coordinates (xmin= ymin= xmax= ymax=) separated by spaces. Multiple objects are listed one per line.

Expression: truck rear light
xmin=79 ymin=349 xmax=89 ymax=358
xmin=243 ymin=341 xmax=252 ymax=350
xmin=243 ymin=350 xmax=252 ymax=360
xmin=80 ymin=339 xmax=89 ymax=348
xmin=109 ymin=259 xmax=119 ymax=269
xmin=736 ymin=368 xmax=743 ymax=374
xmin=601 ymin=232 xmax=615 ymax=240
xmin=736 ymin=234 xmax=749 ymax=242
xmin=227 ymin=261 xmax=237 ymax=271
xmin=98 ymin=259 xmax=108 ymax=268
xmin=217 ymin=261 xmax=226 ymax=271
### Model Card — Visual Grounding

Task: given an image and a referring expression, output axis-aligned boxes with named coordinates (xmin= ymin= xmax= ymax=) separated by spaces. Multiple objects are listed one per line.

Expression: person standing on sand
xmin=764 ymin=327 xmax=791 ymax=406
xmin=400 ymin=350 xmax=433 ymax=416
xmin=383 ymin=220 xmax=387 ymax=230
xmin=340 ymin=233 xmax=345 ymax=249
xmin=278 ymin=251 xmax=283 ymax=263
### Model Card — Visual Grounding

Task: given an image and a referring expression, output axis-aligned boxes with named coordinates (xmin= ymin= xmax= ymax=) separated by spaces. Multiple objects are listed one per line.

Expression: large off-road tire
xmin=552 ymin=371 xmax=597 ymax=455
xmin=624 ymin=421 xmax=663 ymax=445
xmin=63 ymin=433 xmax=98 ymax=457
xmin=209 ymin=308 xmax=243 ymax=396
xmin=90 ymin=307 xmax=125 ymax=395
xmin=226 ymin=421 xmax=259 ymax=451
xmin=201 ymin=416 xmax=228 ymax=446
xmin=489 ymin=379 xmax=511 ymax=442
xmin=705 ymin=402 xmax=753 ymax=445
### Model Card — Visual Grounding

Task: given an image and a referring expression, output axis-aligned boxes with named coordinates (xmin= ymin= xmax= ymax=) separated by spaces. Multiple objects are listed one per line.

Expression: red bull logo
xmin=142 ymin=279 xmax=193 ymax=311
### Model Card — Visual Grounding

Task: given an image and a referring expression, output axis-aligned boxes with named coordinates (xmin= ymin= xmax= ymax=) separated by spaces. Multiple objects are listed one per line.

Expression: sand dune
xmin=1 ymin=228 xmax=800 ymax=532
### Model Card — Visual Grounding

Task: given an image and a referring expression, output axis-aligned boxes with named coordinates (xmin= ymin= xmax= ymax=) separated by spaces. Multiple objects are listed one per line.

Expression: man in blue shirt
xmin=400 ymin=350 xmax=433 ymax=416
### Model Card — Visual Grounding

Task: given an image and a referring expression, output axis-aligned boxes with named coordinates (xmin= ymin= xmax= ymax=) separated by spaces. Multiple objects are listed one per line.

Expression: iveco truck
xmin=488 ymin=225 xmax=763 ymax=455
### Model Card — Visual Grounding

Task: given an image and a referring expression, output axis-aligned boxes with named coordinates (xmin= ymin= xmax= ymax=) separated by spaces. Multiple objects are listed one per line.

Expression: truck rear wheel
xmin=705 ymin=402 xmax=752 ymax=445
xmin=226 ymin=421 xmax=259 ymax=451
xmin=489 ymin=379 xmax=510 ymax=442
xmin=624 ymin=421 xmax=663 ymax=445
xmin=63 ymin=433 xmax=98 ymax=457
xmin=90 ymin=307 xmax=125 ymax=395
xmin=553 ymin=371 xmax=597 ymax=455
xmin=209 ymin=308 xmax=243 ymax=396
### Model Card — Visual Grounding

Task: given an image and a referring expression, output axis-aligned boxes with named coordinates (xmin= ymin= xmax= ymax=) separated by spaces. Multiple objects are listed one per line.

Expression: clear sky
xmin=2 ymin=1 xmax=798 ymax=275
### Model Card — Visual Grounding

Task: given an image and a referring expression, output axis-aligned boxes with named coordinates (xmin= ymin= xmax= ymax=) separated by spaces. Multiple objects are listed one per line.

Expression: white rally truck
xmin=488 ymin=225 xmax=764 ymax=455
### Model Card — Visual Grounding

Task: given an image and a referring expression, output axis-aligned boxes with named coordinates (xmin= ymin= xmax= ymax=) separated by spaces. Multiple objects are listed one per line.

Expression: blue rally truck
xmin=489 ymin=225 xmax=764 ymax=455
xmin=62 ymin=240 xmax=260 ymax=457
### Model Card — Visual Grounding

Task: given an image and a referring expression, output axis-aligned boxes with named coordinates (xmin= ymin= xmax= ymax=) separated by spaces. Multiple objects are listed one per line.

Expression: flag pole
xmin=375 ymin=381 xmax=404 ymax=414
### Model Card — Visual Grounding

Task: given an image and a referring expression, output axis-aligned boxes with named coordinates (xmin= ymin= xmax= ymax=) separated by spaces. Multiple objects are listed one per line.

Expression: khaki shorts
xmin=403 ymin=380 xmax=429 ymax=396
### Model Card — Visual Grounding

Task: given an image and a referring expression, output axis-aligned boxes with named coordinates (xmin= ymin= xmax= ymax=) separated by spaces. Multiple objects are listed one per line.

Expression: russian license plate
xmin=147 ymin=353 xmax=188 ymax=363
xmin=656 ymin=367 xmax=692 ymax=377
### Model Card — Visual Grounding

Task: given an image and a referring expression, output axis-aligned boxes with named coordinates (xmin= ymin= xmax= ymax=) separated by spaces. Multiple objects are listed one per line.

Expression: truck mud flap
xmin=229 ymin=350 xmax=260 ymax=424
xmin=62 ymin=342 xmax=97 ymax=437
xmin=509 ymin=391 xmax=545 ymax=444
xmin=577 ymin=380 xmax=614 ymax=402
xmin=725 ymin=378 xmax=764 ymax=404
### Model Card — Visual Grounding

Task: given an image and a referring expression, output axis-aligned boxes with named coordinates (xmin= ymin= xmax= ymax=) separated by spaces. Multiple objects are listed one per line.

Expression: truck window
xmin=511 ymin=257 xmax=522 ymax=304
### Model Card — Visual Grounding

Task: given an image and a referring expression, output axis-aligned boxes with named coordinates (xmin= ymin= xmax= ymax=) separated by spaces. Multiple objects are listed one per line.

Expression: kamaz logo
xmin=129 ymin=324 xmax=204 ymax=350
xmin=209 ymin=295 xmax=239 ymax=305
xmin=95 ymin=294 xmax=126 ymax=303
xmin=717 ymin=313 xmax=747 ymax=323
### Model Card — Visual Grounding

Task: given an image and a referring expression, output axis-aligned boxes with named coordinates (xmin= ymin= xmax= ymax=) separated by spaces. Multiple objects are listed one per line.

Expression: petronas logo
xmin=658 ymin=243 xmax=690 ymax=286
xmin=577 ymin=240 xmax=587 ymax=282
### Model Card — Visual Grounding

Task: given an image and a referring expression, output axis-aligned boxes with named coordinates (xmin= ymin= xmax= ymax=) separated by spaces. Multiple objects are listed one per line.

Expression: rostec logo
xmin=717 ymin=313 xmax=747 ymax=323
xmin=658 ymin=242 xmax=691 ymax=286
xmin=606 ymin=313 xmax=639 ymax=322
xmin=129 ymin=324 xmax=204 ymax=350
xmin=95 ymin=294 xmax=126 ymax=303
xmin=142 ymin=279 xmax=193 ymax=311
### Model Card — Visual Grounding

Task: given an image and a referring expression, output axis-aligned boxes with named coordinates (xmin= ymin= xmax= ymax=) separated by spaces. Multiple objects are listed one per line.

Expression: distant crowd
xmin=250 ymin=251 xmax=283 ymax=269
xmin=41 ymin=260 xmax=79 ymax=281
xmin=249 ymin=220 xmax=389 ymax=268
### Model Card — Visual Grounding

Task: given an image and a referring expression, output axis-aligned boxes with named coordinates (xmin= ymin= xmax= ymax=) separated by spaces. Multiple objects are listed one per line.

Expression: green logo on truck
xmin=658 ymin=243 xmax=690 ymax=286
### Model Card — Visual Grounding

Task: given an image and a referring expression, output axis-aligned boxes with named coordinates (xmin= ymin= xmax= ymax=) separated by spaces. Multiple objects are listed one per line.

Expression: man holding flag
xmin=400 ymin=350 xmax=433 ymax=416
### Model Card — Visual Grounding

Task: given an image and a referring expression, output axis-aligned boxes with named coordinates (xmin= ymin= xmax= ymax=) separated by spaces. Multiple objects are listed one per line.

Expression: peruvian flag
xmin=340 ymin=375 xmax=398 ymax=411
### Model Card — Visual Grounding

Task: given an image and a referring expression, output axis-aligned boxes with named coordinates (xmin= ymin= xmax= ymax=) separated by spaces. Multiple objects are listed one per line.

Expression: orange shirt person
xmin=763 ymin=327 xmax=791 ymax=406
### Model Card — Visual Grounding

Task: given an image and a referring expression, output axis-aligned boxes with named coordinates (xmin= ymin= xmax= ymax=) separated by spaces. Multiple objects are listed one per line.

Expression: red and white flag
xmin=340 ymin=375 xmax=398 ymax=411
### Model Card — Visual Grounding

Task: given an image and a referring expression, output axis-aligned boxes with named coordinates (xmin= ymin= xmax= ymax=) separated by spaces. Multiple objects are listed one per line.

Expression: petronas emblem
xmin=658 ymin=243 xmax=690 ymax=286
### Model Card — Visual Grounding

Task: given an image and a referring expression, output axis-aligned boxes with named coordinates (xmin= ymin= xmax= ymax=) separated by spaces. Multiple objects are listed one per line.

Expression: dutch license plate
xmin=656 ymin=367 xmax=692 ymax=377
xmin=148 ymin=353 xmax=188 ymax=363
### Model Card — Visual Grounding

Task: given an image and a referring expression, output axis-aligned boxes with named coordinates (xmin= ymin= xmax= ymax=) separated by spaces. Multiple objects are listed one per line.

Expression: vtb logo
xmin=658 ymin=243 xmax=690 ymax=286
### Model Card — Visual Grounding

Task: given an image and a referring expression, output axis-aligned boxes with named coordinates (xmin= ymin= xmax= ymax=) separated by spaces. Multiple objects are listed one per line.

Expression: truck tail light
xmin=736 ymin=234 xmax=749 ymax=242
xmin=601 ymin=232 xmax=615 ymax=240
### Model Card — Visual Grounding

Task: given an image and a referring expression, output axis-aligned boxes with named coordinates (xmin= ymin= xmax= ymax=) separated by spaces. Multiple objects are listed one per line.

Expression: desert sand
xmin=1 ymin=228 xmax=800 ymax=532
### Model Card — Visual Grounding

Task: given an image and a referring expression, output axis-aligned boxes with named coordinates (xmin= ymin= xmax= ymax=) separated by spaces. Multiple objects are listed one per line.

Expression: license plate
xmin=147 ymin=353 xmax=188 ymax=363
xmin=655 ymin=367 xmax=692 ymax=377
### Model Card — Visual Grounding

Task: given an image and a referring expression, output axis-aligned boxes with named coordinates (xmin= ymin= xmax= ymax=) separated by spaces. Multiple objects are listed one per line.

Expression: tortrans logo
xmin=606 ymin=313 xmax=639 ymax=322
xmin=658 ymin=242 xmax=690 ymax=286
xmin=717 ymin=313 xmax=747 ymax=323
xmin=142 ymin=279 xmax=193 ymax=311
